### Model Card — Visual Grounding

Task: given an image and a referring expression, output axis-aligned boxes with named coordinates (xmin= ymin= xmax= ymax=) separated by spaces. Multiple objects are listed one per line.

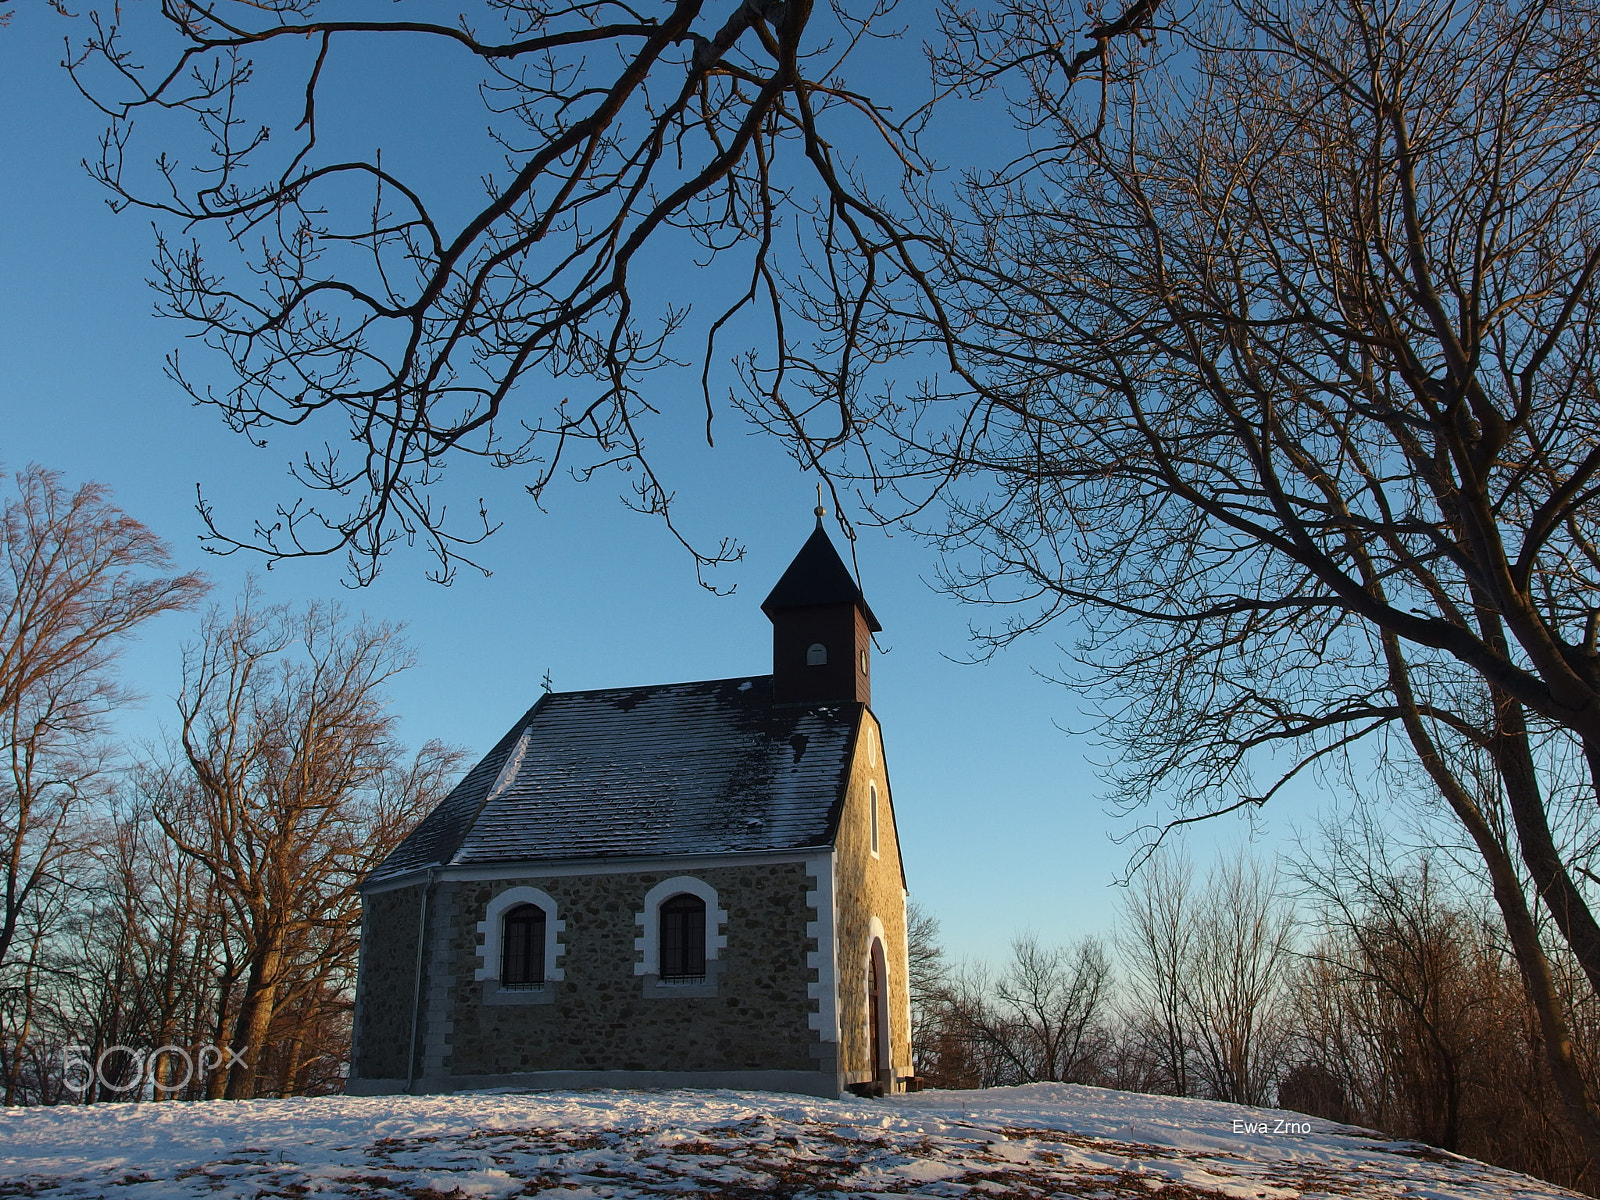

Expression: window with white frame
xmin=477 ymin=885 xmax=565 ymax=996
xmin=869 ymin=781 xmax=880 ymax=856
xmin=635 ymin=876 xmax=727 ymax=994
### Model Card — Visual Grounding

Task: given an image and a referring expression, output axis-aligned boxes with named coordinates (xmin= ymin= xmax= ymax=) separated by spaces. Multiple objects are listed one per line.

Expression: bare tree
xmin=1295 ymin=851 xmax=1479 ymax=1149
xmin=0 ymin=466 xmax=205 ymax=1099
xmin=1115 ymin=850 xmax=1196 ymax=1096
xmin=1187 ymin=853 xmax=1295 ymax=1106
xmin=905 ymin=900 xmax=946 ymax=1079
xmin=996 ymin=934 xmax=1113 ymax=1084
xmin=142 ymin=586 xmax=459 ymax=1098
xmin=849 ymin=0 xmax=1600 ymax=1156
xmin=1114 ymin=849 xmax=1293 ymax=1103
xmin=1285 ymin=816 xmax=1600 ymax=1191
xmin=932 ymin=933 xmax=1113 ymax=1087
xmin=61 ymin=0 xmax=1166 ymax=583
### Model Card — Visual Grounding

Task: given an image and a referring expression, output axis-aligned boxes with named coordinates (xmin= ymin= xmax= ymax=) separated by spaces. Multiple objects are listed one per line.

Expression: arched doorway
xmin=868 ymin=938 xmax=890 ymax=1088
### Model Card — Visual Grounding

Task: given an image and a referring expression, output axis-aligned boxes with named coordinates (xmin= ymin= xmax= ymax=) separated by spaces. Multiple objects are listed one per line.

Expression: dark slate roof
xmin=368 ymin=676 xmax=861 ymax=884
xmin=761 ymin=523 xmax=882 ymax=632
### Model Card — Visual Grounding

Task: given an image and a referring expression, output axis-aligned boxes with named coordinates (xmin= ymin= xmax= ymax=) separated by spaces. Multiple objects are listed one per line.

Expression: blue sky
xmin=0 ymin=3 xmax=1322 ymax=962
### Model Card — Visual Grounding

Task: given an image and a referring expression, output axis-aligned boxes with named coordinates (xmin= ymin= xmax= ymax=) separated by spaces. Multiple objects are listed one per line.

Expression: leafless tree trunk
xmin=1381 ymin=634 xmax=1600 ymax=1163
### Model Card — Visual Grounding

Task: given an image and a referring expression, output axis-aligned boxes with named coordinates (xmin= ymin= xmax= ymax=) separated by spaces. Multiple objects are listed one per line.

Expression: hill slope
xmin=0 ymin=1083 xmax=1582 ymax=1199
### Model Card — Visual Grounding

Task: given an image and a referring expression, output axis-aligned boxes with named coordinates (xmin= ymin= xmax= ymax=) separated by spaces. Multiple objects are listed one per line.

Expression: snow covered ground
xmin=0 ymin=1083 xmax=1583 ymax=1199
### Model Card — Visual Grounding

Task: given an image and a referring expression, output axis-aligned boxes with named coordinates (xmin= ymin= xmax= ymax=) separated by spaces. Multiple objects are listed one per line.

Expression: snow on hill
xmin=0 ymin=1083 xmax=1582 ymax=1199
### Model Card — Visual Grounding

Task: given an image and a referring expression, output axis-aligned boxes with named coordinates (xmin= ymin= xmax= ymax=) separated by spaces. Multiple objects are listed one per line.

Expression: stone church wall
xmin=833 ymin=710 xmax=913 ymax=1086
xmin=434 ymin=860 xmax=821 ymax=1083
xmin=353 ymin=881 xmax=425 ymax=1081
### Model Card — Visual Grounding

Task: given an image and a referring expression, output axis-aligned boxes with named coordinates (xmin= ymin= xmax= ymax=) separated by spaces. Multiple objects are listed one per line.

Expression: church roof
xmin=760 ymin=523 xmax=882 ymax=632
xmin=368 ymin=676 xmax=861 ymax=884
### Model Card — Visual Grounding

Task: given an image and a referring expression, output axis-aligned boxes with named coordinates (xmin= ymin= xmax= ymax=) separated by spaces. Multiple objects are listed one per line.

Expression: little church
xmin=348 ymin=512 xmax=913 ymax=1097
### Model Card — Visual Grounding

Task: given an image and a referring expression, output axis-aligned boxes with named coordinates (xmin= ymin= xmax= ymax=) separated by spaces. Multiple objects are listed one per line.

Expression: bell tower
xmin=762 ymin=502 xmax=881 ymax=707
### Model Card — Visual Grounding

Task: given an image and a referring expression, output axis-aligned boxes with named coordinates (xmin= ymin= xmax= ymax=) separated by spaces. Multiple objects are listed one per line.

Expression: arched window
xmin=806 ymin=643 xmax=828 ymax=666
xmin=869 ymin=782 xmax=880 ymax=856
xmin=635 ymin=876 xmax=725 ymax=997
xmin=477 ymin=885 xmax=564 ymax=1004
xmin=659 ymin=893 xmax=708 ymax=981
xmin=501 ymin=903 xmax=547 ymax=989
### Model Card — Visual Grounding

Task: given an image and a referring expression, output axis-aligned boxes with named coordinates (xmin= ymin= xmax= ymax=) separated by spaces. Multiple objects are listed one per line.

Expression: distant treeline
xmin=0 ymin=466 xmax=458 ymax=1104
xmin=909 ymin=838 xmax=1600 ymax=1196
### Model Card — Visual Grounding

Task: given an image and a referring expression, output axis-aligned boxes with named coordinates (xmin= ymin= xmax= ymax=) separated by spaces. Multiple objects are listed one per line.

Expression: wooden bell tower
xmin=762 ymin=505 xmax=881 ymax=707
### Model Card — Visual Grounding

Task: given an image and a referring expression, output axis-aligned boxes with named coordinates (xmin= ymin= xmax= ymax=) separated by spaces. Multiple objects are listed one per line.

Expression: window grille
xmin=659 ymin=893 xmax=707 ymax=981
xmin=501 ymin=903 xmax=547 ymax=988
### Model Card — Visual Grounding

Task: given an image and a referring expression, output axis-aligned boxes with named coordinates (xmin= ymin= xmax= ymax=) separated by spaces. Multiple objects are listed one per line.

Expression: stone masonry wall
xmin=833 ymin=710 xmax=912 ymax=1084
xmin=353 ymin=882 xmax=424 ymax=1081
xmin=441 ymin=861 xmax=820 ymax=1078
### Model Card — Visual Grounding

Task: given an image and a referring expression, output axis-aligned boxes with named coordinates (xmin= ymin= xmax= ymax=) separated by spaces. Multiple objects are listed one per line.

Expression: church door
xmin=868 ymin=940 xmax=888 ymax=1085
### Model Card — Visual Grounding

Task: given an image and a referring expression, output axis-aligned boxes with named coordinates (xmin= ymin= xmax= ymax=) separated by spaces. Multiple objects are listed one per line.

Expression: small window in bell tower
xmin=806 ymin=643 xmax=828 ymax=666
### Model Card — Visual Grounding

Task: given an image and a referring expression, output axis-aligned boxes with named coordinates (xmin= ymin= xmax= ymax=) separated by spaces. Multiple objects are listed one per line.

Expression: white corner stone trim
xmin=633 ymin=876 xmax=728 ymax=976
xmin=805 ymin=853 xmax=840 ymax=1044
xmin=476 ymin=885 xmax=567 ymax=984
